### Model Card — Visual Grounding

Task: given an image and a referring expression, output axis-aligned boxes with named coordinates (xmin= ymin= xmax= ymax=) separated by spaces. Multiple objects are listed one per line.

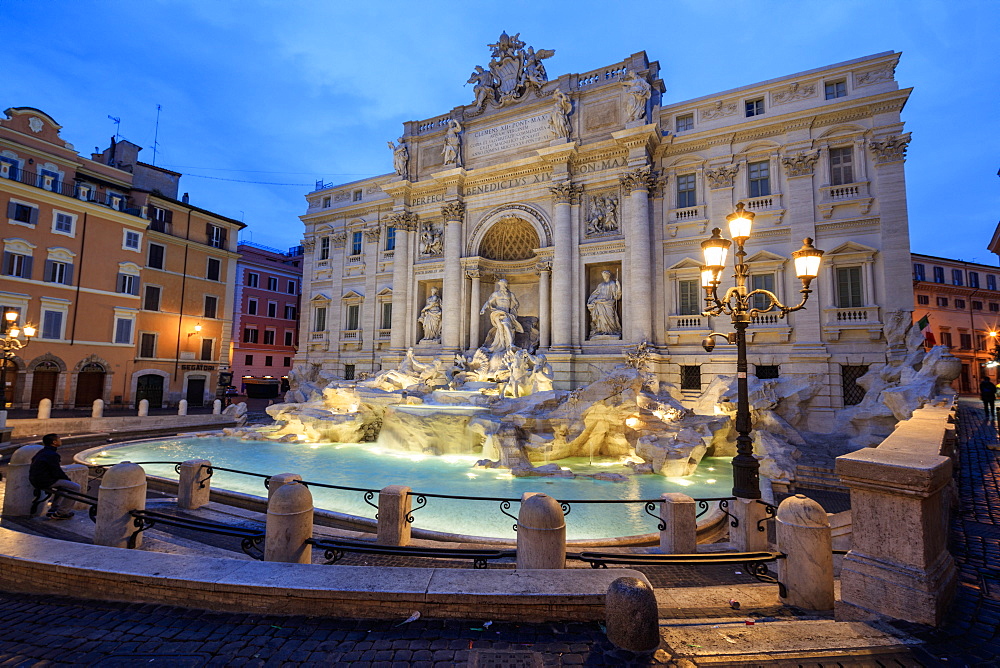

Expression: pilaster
xmin=441 ymin=201 xmax=465 ymax=351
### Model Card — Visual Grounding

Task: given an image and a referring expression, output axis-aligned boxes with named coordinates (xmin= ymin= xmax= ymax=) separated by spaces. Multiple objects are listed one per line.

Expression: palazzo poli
xmin=299 ymin=35 xmax=913 ymax=432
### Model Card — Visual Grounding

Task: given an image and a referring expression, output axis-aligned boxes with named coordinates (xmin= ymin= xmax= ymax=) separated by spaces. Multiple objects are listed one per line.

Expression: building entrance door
xmin=136 ymin=374 xmax=163 ymax=408
xmin=30 ymin=362 xmax=60 ymax=408
xmin=75 ymin=362 xmax=106 ymax=407
xmin=186 ymin=377 xmax=205 ymax=407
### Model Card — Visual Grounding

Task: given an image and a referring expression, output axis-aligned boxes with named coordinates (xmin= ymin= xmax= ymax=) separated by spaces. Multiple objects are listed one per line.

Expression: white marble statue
xmin=530 ymin=353 xmax=554 ymax=393
xmin=480 ymin=278 xmax=523 ymax=353
xmin=442 ymin=119 xmax=463 ymax=167
xmin=585 ymin=195 xmax=619 ymax=236
xmin=587 ymin=270 xmax=622 ymax=337
xmin=418 ymin=287 xmax=443 ymax=342
xmin=548 ymin=90 xmax=572 ymax=139
xmin=419 ymin=225 xmax=443 ymax=256
xmin=388 ymin=137 xmax=408 ymax=179
xmin=622 ymin=71 xmax=651 ymax=123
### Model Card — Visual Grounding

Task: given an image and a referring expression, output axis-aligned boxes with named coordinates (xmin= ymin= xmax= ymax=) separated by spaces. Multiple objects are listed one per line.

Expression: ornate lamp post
xmin=699 ymin=203 xmax=825 ymax=499
xmin=1 ymin=310 xmax=36 ymax=410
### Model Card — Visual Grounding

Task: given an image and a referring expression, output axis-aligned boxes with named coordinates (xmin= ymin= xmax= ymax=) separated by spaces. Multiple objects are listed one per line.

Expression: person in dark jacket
xmin=28 ymin=433 xmax=79 ymax=519
xmin=980 ymin=378 xmax=997 ymax=421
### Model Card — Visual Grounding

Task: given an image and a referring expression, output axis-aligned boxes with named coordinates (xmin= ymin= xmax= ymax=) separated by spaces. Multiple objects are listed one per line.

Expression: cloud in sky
xmin=3 ymin=0 xmax=998 ymax=259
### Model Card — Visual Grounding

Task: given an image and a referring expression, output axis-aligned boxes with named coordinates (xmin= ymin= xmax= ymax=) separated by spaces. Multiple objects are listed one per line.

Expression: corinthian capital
xmin=386 ymin=211 xmax=419 ymax=231
xmin=781 ymin=151 xmax=819 ymax=177
xmin=619 ymin=166 xmax=656 ymax=195
xmin=549 ymin=180 xmax=581 ymax=204
xmin=301 ymin=237 xmax=316 ymax=251
xmin=363 ymin=226 xmax=381 ymax=242
xmin=868 ymin=133 xmax=911 ymax=164
xmin=441 ymin=201 xmax=466 ymax=221
xmin=705 ymin=164 xmax=739 ymax=189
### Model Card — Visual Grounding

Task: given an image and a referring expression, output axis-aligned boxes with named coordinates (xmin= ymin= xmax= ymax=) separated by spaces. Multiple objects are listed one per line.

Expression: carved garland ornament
xmin=781 ymin=151 xmax=820 ymax=177
xmin=701 ymin=100 xmax=738 ymax=121
xmin=705 ymin=164 xmax=739 ymax=189
xmin=441 ymin=201 xmax=466 ymax=221
xmin=771 ymin=82 xmax=816 ymax=105
xmin=868 ymin=133 xmax=911 ymax=164
xmin=549 ymin=181 xmax=582 ymax=204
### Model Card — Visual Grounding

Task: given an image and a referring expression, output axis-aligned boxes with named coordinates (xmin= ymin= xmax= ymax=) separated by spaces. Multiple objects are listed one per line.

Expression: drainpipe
xmin=69 ymin=211 xmax=88 ymax=344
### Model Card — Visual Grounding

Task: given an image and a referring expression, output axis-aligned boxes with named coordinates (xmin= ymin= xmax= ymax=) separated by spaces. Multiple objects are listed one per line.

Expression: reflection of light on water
xmin=706 ymin=479 xmax=717 ymax=484
xmin=666 ymin=477 xmax=694 ymax=487
xmin=466 ymin=472 xmax=478 ymax=479
xmin=441 ymin=454 xmax=480 ymax=465
xmin=707 ymin=467 xmax=716 ymax=472
xmin=593 ymin=461 xmax=618 ymax=467
xmin=560 ymin=466 xmax=571 ymax=471
xmin=495 ymin=473 xmax=514 ymax=480
xmin=309 ymin=444 xmax=321 ymax=450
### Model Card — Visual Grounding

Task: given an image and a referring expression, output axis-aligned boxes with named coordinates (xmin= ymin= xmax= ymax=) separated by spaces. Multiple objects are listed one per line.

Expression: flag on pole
xmin=916 ymin=314 xmax=930 ymax=331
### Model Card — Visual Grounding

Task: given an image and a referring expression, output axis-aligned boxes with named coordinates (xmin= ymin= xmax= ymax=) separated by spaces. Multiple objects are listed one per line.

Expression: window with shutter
xmin=144 ymin=286 xmax=161 ymax=311
xmin=41 ymin=310 xmax=63 ymax=339
xmin=114 ymin=318 xmax=133 ymax=344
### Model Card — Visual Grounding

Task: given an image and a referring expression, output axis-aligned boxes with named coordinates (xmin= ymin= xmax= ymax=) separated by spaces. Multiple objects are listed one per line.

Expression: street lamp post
xmin=699 ymin=203 xmax=824 ymax=499
xmin=1 ymin=310 xmax=36 ymax=410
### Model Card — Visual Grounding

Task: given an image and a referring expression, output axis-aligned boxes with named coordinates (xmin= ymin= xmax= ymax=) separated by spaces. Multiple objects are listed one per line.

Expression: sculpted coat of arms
xmin=467 ymin=32 xmax=554 ymax=113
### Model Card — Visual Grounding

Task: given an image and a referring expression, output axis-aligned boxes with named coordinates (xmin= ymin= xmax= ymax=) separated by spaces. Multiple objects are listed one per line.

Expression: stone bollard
xmin=516 ymin=492 xmax=566 ymax=569
xmin=377 ymin=485 xmax=412 ymax=546
xmin=265 ymin=481 xmax=313 ymax=563
xmin=91 ymin=398 xmax=104 ymax=418
xmin=37 ymin=398 xmax=51 ymax=420
xmin=659 ymin=492 xmax=696 ymax=553
xmin=138 ymin=399 xmax=149 ymax=416
xmin=605 ymin=576 xmax=660 ymax=652
xmin=0 ymin=409 xmax=7 ymax=429
xmin=213 ymin=399 xmax=222 ymax=415
xmin=730 ymin=497 xmax=770 ymax=552
xmin=267 ymin=473 xmax=303 ymax=502
xmin=95 ymin=462 xmax=148 ymax=548
xmin=776 ymin=494 xmax=834 ymax=610
xmin=1 ymin=444 xmax=44 ymax=517
xmin=178 ymin=399 xmax=188 ymax=416
xmin=177 ymin=459 xmax=212 ymax=510
xmin=63 ymin=464 xmax=90 ymax=511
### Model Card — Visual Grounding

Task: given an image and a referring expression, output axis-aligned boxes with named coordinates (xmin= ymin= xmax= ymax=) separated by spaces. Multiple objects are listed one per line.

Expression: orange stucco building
xmin=1 ymin=106 xmax=243 ymax=409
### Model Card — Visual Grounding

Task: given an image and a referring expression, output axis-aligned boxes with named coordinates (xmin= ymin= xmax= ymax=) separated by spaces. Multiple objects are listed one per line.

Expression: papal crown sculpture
xmin=467 ymin=32 xmax=555 ymax=113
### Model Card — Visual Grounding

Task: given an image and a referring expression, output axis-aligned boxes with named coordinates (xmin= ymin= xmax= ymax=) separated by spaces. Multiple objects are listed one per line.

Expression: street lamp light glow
xmin=791 ymin=237 xmax=824 ymax=281
xmin=726 ymin=202 xmax=754 ymax=242
xmin=701 ymin=227 xmax=731 ymax=270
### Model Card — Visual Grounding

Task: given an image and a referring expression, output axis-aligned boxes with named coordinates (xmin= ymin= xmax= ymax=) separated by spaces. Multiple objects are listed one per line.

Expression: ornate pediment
xmin=467 ymin=32 xmax=554 ymax=115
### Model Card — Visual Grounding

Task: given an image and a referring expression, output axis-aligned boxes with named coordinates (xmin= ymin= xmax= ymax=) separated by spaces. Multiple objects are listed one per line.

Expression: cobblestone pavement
xmin=0 ymin=398 xmax=997 ymax=666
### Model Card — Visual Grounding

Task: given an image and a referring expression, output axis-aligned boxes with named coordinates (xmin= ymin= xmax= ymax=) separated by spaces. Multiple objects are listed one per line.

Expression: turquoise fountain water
xmin=87 ymin=436 xmax=734 ymax=540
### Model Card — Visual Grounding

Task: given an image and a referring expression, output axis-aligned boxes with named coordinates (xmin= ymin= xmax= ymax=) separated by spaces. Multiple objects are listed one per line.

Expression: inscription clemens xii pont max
xmin=467 ymin=114 xmax=549 ymax=160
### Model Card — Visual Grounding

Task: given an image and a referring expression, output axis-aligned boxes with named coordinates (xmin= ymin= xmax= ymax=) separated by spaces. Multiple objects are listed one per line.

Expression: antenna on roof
xmin=151 ymin=104 xmax=162 ymax=166
xmin=107 ymin=115 xmax=121 ymax=141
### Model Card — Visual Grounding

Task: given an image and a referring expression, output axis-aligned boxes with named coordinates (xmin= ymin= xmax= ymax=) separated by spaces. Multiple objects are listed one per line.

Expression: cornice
xmin=815 ymin=217 xmax=880 ymax=234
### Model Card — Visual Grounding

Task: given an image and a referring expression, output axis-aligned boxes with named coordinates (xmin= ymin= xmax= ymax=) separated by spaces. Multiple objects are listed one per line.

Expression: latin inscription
xmin=574 ymin=157 xmax=626 ymax=174
xmin=411 ymin=193 xmax=445 ymax=206
xmin=463 ymin=172 xmax=551 ymax=196
xmin=467 ymin=114 xmax=549 ymax=160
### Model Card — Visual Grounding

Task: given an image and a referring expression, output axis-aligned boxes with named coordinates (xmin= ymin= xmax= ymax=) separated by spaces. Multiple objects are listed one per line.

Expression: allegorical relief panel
xmin=583 ymin=99 xmax=620 ymax=132
xmin=584 ymin=190 xmax=621 ymax=238
xmin=418 ymin=223 xmax=444 ymax=257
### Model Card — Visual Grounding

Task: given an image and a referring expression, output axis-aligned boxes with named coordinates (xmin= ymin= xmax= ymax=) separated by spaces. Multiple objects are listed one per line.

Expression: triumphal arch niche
xmin=303 ymin=31 xmax=914 ymax=430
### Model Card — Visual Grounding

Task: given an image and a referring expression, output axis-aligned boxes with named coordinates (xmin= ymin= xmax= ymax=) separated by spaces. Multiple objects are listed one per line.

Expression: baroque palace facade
xmin=299 ymin=36 xmax=913 ymax=431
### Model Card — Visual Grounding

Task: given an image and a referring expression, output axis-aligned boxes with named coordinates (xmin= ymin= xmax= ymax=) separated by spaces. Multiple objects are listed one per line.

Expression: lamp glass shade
xmin=791 ymin=237 xmax=824 ymax=279
xmin=8 ymin=327 xmax=19 ymax=338
xmin=728 ymin=212 xmax=753 ymax=240
xmin=700 ymin=266 xmax=717 ymax=288
xmin=22 ymin=325 xmax=35 ymax=337
xmin=194 ymin=324 xmax=202 ymax=333
xmin=701 ymin=228 xmax=731 ymax=269
xmin=4 ymin=311 xmax=16 ymax=322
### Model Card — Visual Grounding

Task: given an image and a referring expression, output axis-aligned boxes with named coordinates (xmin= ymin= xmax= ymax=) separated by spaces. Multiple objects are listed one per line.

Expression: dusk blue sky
xmin=3 ymin=1 xmax=997 ymax=262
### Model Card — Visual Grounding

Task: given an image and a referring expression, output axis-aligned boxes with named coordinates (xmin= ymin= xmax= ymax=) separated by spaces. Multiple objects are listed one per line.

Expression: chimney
xmin=182 ymin=192 xmax=189 ymax=204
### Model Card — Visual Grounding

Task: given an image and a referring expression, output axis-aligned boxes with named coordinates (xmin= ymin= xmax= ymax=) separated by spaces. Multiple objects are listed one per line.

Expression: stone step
xmin=794 ymin=465 xmax=846 ymax=492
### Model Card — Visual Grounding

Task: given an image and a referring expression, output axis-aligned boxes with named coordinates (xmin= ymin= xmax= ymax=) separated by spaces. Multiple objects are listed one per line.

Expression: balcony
xmin=818 ymin=181 xmax=873 ymax=219
xmin=669 ymin=315 xmax=707 ymax=330
xmin=672 ymin=205 xmax=705 ymax=222
xmin=1 ymin=167 xmax=144 ymax=218
xmin=822 ymin=306 xmax=882 ymax=341
xmin=340 ymin=329 xmax=362 ymax=342
xmin=377 ymin=329 xmax=392 ymax=341
xmin=749 ymin=312 xmax=791 ymax=342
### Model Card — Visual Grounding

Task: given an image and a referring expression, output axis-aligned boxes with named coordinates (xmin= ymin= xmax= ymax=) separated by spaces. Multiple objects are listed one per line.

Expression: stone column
xmin=730 ymin=498 xmax=770 ymax=552
xmin=267 ymin=472 xmax=302 ymax=501
xmin=389 ymin=212 xmax=416 ymax=351
xmin=213 ymin=399 xmax=221 ymax=415
xmin=537 ymin=262 xmax=551 ymax=349
xmin=377 ymin=484 xmax=412 ymax=546
xmin=620 ymin=168 xmax=655 ymax=343
xmin=95 ymin=462 xmax=147 ymax=549
xmin=1 ymin=444 xmax=43 ymax=517
xmin=549 ymin=182 xmax=579 ymax=349
xmin=467 ymin=270 xmax=481 ymax=350
xmin=776 ymin=494 xmax=834 ymax=611
xmin=177 ymin=459 xmax=211 ymax=510
xmin=659 ymin=492 xmax=696 ymax=553
xmin=265 ymin=481 xmax=314 ymax=563
xmin=516 ymin=492 xmax=566 ymax=569
xmin=441 ymin=202 xmax=465 ymax=351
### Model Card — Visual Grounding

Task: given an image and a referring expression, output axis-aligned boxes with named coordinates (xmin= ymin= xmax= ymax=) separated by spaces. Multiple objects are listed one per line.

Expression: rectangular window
xmin=836 ymin=266 xmax=863 ymax=308
xmin=385 ymin=227 xmax=396 ymax=252
xmin=955 ymin=298 xmax=966 ymax=309
xmin=114 ymin=318 xmax=132 ymax=344
xmin=243 ymin=327 xmax=258 ymax=343
xmin=829 ymin=147 xmax=854 ymax=186
xmin=977 ymin=334 xmax=987 ymax=350
xmin=117 ymin=273 xmax=138 ymax=295
xmin=207 ymin=224 xmax=226 ymax=249
xmin=991 ymin=303 xmax=999 ymax=313
xmin=267 ymin=301 xmax=278 ymax=318
xmin=283 ymin=357 xmax=291 ymax=366
xmin=53 ymin=212 xmax=74 ymax=234
xmin=960 ymin=333 xmax=973 ymax=350
xmin=267 ymin=276 xmax=278 ymax=291
xmin=204 ymin=295 xmax=218 ymax=319
xmin=344 ymin=364 xmax=356 ymax=380
xmin=676 ymin=173 xmax=696 ymax=208
xmin=322 ymin=196 xmax=331 ymax=207
xmin=143 ymin=285 xmax=161 ymax=311
xmin=750 ymin=273 xmax=775 ymax=311
xmin=989 ymin=275 xmax=997 ymax=291
xmin=284 ymin=304 xmax=297 ymax=320
xmin=201 ymin=338 xmax=213 ymax=361
xmin=45 ymin=260 xmax=71 ymax=285
xmin=755 ymin=365 xmax=780 ymax=379
xmin=247 ymin=272 xmax=259 ymax=287
xmin=148 ymin=205 xmax=173 ymax=232
xmin=287 ymin=280 xmax=297 ymax=295
xmin=319 ymin=237 xmax=330 ymax=260
xmin=248 ymin=298 xmax=258 ymax=316
xmin=265 ymin=356 xmax=273 ymax=367
xmin=973 ymin=301 xmax=983 ymax=311
xmin=284 ymin=330 xmax=294 ymax=346
xmin=41 ymin=310 xmax=62 ymax=340
xmin=382 ymin=302 xmax=393 ymax=329
xmin=745 ymin=98 xmax=764 ymax=117
xmin=825 ymin=80 xmax=847 ymax=99
xmin=346 ymin=304 xmax=360 ymax=330
xmin=917 ymin=294 xmax=929 ymax=305
xmin=0 ymin=157 xmax=20 ymax=180
xmin=264 ymin=329 xmax=276 ymax=345
xmin=680 ymin=365 xmax=701 ymax=391
xmin=933 ymin=266 xmax=945 ymax=283
xmin=351 ymin=231 xmax=363 ymax=256
xmin=8 ymin=202 xmax=37 ymax=225
xmin=3 ymin=252 xmax=32 ymax=278
xmin=970 ymin=272 xmax=980 ymax=288
xmin=245 ymin=354 xmax=253 ymax=365
xmin=936 ymin=297 xmax=949 ymax=307
xmin=952 ymin=269 xmax=964 ymax=286
xmin=139 ymin=332 xmax=156 ymax=358
xmin=207 ymin=258 xmax=221 ymax=281
xmin=841 ymin=365 xmax=869 ymax=406
xmin=940 ymin=332 xmax=953 ymax=347
xmin=675 ymin=113 xmax=694 ymax=132
xmin=912 ymin=263 xmax=925 ymax=281
xmin=678 ymin=279 xmax=701 ymax=315
xmin=352 ymin=190 xmax=362 ymax=202
xmin=748 ymin=161 xmax=770 ymax=198
xmin=124 ymin=230 xmax=141 ymax=250
xmin=314 ymin=307 xmax=327 ymax=332
xmin=148 ymin=243 xmax=165 ymax=269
